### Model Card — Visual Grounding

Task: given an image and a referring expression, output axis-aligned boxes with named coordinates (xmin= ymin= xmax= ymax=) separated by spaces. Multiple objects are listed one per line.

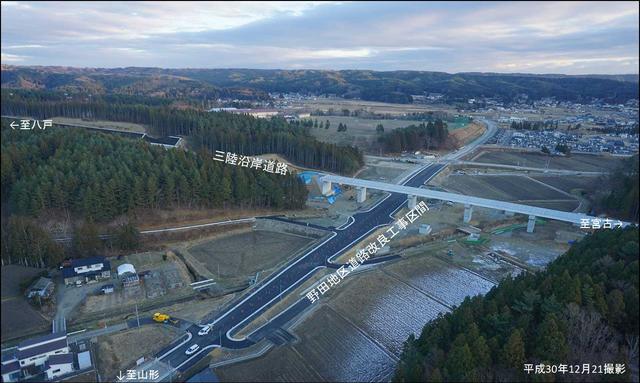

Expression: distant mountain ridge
xmin=2 ymin=65 xmax=638 ymax=104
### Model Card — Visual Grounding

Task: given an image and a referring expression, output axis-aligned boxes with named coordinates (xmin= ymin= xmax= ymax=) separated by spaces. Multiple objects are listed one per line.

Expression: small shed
xmin=77 ymin=351 xmax=92 ymax=370
xmin=101 ymin=284 xmax=114 ymax=294
xmin=418 ymin=224 xmax=432 ymax=235
xmin=26 ymin=277 xmax=54 ymax=299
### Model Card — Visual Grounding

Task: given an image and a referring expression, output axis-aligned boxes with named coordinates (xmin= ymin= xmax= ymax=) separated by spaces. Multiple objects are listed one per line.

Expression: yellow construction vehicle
xmin=152 ymin=312 xmax=179 ymax=324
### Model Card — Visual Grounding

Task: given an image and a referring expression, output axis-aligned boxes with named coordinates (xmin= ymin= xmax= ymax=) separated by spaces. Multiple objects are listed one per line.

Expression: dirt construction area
xmin=470 ymin=150 xmax=625 ymax=172
xmin=187 ymin=229 xmax=314 ymax=280
xmin=95 ymin=325 xmax=179 ymax=381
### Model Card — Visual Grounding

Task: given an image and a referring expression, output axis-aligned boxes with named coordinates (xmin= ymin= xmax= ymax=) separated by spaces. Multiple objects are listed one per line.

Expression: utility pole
xmin=135 ymin=303 xmax=140 ymax=328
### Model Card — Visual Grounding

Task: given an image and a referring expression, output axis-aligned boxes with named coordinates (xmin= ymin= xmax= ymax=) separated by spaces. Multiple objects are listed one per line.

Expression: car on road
xmin=185 ymin=344 xmax=200 ymax=355
xmin=198 ymin=325 xmax=211 ymax=336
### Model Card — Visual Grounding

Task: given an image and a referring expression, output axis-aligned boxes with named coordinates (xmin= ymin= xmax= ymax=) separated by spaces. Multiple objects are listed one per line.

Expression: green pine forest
xmin=1 ymin=89 xmax=364 ymax=175
xmin=1 ymin=121 xmax=309 ymax=221
xmin=394 ymin=228 xmax=639 ymax=382
xmin=380 ymin=119 xmax=450 ymax=153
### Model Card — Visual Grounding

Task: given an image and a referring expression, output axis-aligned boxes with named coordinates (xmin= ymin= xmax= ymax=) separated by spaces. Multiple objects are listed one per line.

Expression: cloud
xmin=1 ymin=52 xmax=27 ymax=62
xmin=1 ymin=1 xmax=637 ymax=74
xmin=4 ymin=44 xmax=45 ymax=49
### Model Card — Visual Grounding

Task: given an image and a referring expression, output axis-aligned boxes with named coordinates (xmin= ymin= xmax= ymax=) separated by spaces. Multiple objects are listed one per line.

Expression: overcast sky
xmin=1 ymin=1 xmax=638 ymax=74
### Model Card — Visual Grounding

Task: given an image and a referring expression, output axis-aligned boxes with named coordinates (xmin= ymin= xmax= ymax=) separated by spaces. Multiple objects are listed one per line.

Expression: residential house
xmin=62 ymin=256 xmax=111 ymax=286
xmin=1 ymin=332 xmax=73 ymax=382
xmin=26 ymin=277 xmax=54 ymax=300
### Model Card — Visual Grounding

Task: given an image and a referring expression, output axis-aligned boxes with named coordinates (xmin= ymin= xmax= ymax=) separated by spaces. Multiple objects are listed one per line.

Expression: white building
xmin=45 ymin=354 xmax=74 ymax=380
xmin=1 ymin=332 xmax=73 ymax=382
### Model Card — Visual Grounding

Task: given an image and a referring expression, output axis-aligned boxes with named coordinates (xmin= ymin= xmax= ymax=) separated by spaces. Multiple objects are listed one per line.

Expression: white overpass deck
xmin=320 ymin=174 xmax=628 ymax=226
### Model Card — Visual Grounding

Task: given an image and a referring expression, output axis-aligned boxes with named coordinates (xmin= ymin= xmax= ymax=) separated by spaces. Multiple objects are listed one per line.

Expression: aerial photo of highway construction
xmin=1 ymin=1 xmax=638 ymax=383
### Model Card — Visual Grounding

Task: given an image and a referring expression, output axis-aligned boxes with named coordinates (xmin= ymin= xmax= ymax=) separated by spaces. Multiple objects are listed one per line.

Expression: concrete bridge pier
xmin=527 ymin=215 xmax=537 ymax=233
xmin=321 ymin=180 xmax=332 ymax=195
xmin=356 ymin=187 xmax=367 ymax=203
xmin=503 ymin=210 xmax=515 ymax=217
xmin=463 ymin=204 xmax=473 ymax=223
xmin=407 ymin=195 xmax=417 ymax=209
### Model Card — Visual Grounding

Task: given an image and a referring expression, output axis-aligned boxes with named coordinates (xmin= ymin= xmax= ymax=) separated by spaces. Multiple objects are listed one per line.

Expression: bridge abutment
xmin=527 ymin=215 xmax=536 ymax=233
xmin=321 ymin=180 xmax=332 ymax=195
xmin=407 ymin=195 xmax=417 ymax=209
xmin=356 ymin=187 xmax=367 ymax=203
xmin=463 ymin=204 xmax=473 ymax=223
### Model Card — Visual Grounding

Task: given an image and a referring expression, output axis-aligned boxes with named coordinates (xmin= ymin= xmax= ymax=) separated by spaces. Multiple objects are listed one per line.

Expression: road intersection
xmin=148 ymin=119 xmax=498 ymax=374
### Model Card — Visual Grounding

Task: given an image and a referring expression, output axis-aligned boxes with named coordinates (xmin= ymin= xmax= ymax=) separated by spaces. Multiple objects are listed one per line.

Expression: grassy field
xmin=308 ymin=115 xmax=469 ymax=150
xmin=532 ymin=176 xmax=601 ymax=194
xmin=296 ymin=98 xmax=457 ymax=116
xmin=472 ymin=151 xmax=625 ymax=172
xmin=308 ymin=115 xmax=423 ymax=148
xmin=96 ymin=326 xmax=179 ymax=381
xmin=188 ymin=230 xmax=313 ymax=279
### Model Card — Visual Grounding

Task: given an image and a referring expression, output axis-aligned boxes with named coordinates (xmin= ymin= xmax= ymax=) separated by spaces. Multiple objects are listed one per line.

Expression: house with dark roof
xmin=62 ymin=256 xmax=111 ymax=286
xmin=1 ymin=332 xmax=72 ymax=382
xmin=26 ymin=277 xmax=54 ymax=300
xmin=44 ymin=353 xmax=74 ymax=380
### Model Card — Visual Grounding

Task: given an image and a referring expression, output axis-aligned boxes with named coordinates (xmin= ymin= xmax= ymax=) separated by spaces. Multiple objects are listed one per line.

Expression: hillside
xmin=2 ymin=66 xmax=637 ymax=104
xmin=394 ymin=228 xmax=639 ymax=382
xmin=0 ymin=121 xmax=309 ymax=222
xmin=1 ymin=89 xmax=365 ymax=175
xmin=0 ymin=65 xmax=269 ymax=101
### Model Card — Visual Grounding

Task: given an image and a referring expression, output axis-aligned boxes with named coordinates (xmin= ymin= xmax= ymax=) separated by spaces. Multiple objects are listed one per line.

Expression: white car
xmin=198 ymin=325 xmax=211 ymax=336
xmin=185 ymin=344 xmax=200 ymax=355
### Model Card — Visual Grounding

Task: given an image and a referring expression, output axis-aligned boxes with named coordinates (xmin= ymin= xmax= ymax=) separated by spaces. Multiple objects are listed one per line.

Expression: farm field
xmin=330 ymin=270 xmax=449 ymax=357
xmin=1 ymin=299 xmax=49 ymax=343
xmin=384 ymin=255 xmax=495 ymax=307
xmin=1 ymin=265 xmax=44 ymax=299
xmin=1 ymin=265 xmax=49 ymax=342
xmin=188 ymin=230 xmax=314 ymax=279
xmin=292 ymin=305 xmax=397 ymax=382
xmin=471 ymin=151 xmax=625 ymax=172
xmin=215 ymin=305 xmax=396 ymax=381
xmin=214 ymin=343 xmax=323 ymax=382
xmin=442 ymin=175 xmax=572 ymax=201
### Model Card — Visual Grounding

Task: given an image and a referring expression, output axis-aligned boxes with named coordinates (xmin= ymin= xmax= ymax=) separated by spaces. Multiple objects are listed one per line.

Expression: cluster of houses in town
xmin=1 ymin=333 xmax=92 ymax=382
xmin=2 ymin=256 xmax=145 ymax=382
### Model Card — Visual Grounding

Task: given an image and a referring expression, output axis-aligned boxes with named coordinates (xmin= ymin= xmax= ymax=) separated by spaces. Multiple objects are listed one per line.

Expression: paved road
xmin=158 ymin=162 xmax=447 ymax=373
xmin=150 ymin=119 xmax=499 ymax=374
